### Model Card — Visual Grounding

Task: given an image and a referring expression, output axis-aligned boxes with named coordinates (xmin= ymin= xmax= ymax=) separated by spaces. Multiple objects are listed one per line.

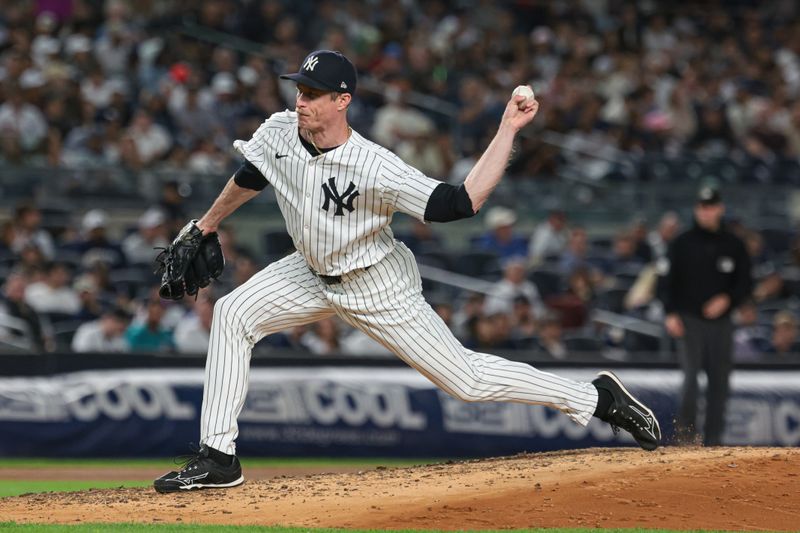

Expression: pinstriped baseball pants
xmin=200 ymin=242 xmax=598 ymax=454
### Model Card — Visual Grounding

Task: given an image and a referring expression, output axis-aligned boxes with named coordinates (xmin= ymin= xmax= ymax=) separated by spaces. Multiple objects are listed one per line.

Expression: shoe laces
xmin=609 ymin=406 xmax=647 ymax=434
xmin=174 ymin=443 xmax=209 ymax=472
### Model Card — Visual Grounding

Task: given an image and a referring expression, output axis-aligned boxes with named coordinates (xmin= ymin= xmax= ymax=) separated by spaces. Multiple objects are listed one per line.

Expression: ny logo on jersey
xmin=321 ymin=177 xmax=359 ymax=216
xmin=303 ymin=55 xmax=319 ymax=72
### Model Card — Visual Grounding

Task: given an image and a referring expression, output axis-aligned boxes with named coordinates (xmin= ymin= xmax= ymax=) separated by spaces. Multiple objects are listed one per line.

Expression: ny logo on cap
xmin=321 ymin=177 xmax=359 ymax=216
xmin=303 ymin=55 xmax=319 ymax=72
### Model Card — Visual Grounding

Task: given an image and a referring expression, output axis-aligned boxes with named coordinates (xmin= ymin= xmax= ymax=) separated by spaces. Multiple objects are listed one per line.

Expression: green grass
xmin=0 ymin=480 xmax=149 ymax=498
xmin=0 ymin=526 xmax=746 ymax=533
xmin=0 ymin=458 xmax=442 ymax=499
xmin=0 ymin=458 xmax=438 ymax=469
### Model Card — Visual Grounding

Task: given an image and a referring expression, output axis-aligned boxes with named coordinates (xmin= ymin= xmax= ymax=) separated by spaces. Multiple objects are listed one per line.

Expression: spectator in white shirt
xmin=71 ymin=308 xmax=131 ymax=352
xmin=0 ymin=84 xmax=48 ymax=158
xmin=24 ymin=261 xmax=81 ymax=315
xmin=647 ymin=211 xmax=681 ymax=260
xmin=122 ymin=207 xmax=169 ymax=265
xmin=487 ymin=258 xmax=546 ymax=319
xmin=11 ymin=203 xmax=55 ymax=260
xmin=372 ymin=76 xmax=437 ymax=150
xmin=174 ymin=292 xmax=215 ymax=354
xmin=528 ymin=209 xmax=568 ymax=266
xmin=121 ymin=109 xmax=172 ymax=168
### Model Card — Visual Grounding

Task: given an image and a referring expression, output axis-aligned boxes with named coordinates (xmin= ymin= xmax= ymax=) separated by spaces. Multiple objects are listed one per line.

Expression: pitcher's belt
xmin=310 ymin=265 xmax=371 ymax=285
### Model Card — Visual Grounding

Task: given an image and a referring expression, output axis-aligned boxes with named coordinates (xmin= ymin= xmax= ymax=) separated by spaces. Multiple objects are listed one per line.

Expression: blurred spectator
xmin=232 ymin=252 xmax=260 ymax=287
xmin=125 ymin=297 xmax=173 ymax=352
xmin=120 ymin=109 xmax=172 ymax=169
xmin=742 ymin=229 xmax=783 ymax=303
xmin=0 ymin=221 xmax=14 ymax=255
xmin=170 ymin=84 xmax=222 ymax=147
xmin=509 ymin=295 xmax=538 ymax=341
xmin=432 ymin=301 xmax=454 ymax=328
xmin=71 ymin=307 xmax=131 ymax=353
xmin=398 ymin=218 xmax=443 ymax=255
xmin=158 ymin=181 xmax=188 ymax=234
xmin=464 ymin=311 xmax=515 ymax=351
xmin=451 ymin=292 xmax=485 ymax=339
xmin=81 ymin=262 xmax=124 ymax=310
xmin=559 ymin=227 xmax=606 ymax=281
xmin=174 ymin=292 xmax=214 ymax=354
xmin=0 ymin=270 xmax=50 ymax=351
xmin=72 ymin=274 xmax=104 ymax=320
xmin=608 ymin=231 xmax=646 ymax=273
xmin=186 ymin=139 xmax=229 ymax=175
xmin=16 ymin=242 xmax=47 ymax=273
xmin=372 ymin=76 xmax=436 ymax=150
xmin=64 ymin=209 xmax=126 ymax=269
xmin=301 ymin=317 xmax=341 ymax=355
xmin=647 ymin=211 xmax=680 ymax=261
xmin=546 ymin=267 xmax=593 ymax=329
xmin=534 ymin=314 xmax=567 ymax=360
xmin=0 ymin=83 xmax=47 ymax=161
xmin=11 ymin=203 xmax=55 ymax=259
xmin=629 ymin=218 xmax=653 ymax=264
xmin=768 ymin=311 xmax=800 ymax=357
xmin=216 ymin=247 xmax=260 ymax=295
xmin=122 ymin=207 xmax=169 ymax=265
xmin=528 ymin=209 xmax=568 ymax=267
xmin=341 ymin=329 xmax=393 ymax=356
xmin=24 ymin=261 xmax=80 ymax=315
xmin=0 ymin=0 xmax=799 ymax=188
xmin=61 ymin=123 xmax=117 ymax=168
xmin=474 ymin=207 xmax=528 ymax=261
xmin=488 ymin=258 xmax=545 ymax=318
xmin=396 ymin=130 xmax=454 ymax=178
xmin=732 ymin=299 xmax=770 ymax=362
xmin=624 ymin=263 xmax=660 ymax=315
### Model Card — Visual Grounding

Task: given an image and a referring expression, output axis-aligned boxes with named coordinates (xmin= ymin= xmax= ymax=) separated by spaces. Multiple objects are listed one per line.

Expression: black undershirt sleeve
xmin=424 ymin=183 xmax=476 ymax=222
xmin=233 ymin=160 xmax=269 ymax=191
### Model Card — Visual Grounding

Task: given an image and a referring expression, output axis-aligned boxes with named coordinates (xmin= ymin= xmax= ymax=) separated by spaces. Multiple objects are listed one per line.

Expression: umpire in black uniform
xmin=663 ymin=185 xmax=752 ymax=445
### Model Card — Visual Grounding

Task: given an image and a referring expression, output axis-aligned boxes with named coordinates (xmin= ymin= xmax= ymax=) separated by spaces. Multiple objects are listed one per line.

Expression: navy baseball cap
xmin=280 ymin=50 xmax=357 ymax=94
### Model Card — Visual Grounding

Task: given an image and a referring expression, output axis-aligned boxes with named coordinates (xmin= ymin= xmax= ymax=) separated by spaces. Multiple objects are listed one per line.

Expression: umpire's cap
xmin=696 ymin=184 xmax=722 ymax=205
xmin=280 ymin=50 xmax=357 ymax=94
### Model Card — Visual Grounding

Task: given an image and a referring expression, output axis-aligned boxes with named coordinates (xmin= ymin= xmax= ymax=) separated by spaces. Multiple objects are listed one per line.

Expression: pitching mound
xmin=1 ymin=447 xmax=798 ymax=531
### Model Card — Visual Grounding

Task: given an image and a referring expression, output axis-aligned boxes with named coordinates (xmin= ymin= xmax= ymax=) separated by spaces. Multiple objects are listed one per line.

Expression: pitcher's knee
xmin=212 ymin=293 xmax=246 ymax=335
xmin=445 ymin=378 xmax=486 ymax=403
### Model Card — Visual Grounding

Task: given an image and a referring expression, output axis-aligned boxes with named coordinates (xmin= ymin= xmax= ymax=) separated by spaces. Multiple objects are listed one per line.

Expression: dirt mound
xmin=1 ymin=447 xmax=798 ymax=531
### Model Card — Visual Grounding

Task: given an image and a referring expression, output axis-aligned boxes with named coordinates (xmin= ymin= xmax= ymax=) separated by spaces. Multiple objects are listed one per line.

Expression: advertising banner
xmin=0 ymin=368 xmax=797 ymax=457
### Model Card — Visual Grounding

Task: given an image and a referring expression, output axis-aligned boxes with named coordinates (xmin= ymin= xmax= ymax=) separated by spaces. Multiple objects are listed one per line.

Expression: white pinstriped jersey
xmin=233 ymin=110 xmax=440 ymax=275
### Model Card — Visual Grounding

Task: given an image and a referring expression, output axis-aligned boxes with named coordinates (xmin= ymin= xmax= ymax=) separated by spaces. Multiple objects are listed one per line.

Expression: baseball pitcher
xmin=153 ymin=50 xmax=660 ymax=493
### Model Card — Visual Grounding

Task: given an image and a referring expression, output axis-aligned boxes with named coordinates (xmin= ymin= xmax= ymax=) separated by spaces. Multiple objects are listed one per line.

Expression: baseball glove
xmin=155 ymin=220 xmax=225 ymax=300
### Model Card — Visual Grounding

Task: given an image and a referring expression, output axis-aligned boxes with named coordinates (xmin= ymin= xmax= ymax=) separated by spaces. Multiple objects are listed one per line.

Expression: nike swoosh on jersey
xmin=275 ymin=153 xmax=289 ymax=159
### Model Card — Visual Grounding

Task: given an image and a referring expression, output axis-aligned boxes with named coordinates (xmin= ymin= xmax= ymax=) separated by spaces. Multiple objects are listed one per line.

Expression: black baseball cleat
xmin=154 ymin=444 xmax=244 ymax=493
xmin=593 ymin=371 xmax=661 ymax=451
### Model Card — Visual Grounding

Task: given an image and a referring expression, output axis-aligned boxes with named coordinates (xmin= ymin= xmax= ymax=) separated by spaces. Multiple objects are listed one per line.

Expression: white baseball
xmin=512 ymin=85 xmax=534 ymax=101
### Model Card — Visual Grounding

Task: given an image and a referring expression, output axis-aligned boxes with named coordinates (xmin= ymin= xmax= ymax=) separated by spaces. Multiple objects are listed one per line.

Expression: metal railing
xmin=0 ymin=313 xmax=34 ymax=352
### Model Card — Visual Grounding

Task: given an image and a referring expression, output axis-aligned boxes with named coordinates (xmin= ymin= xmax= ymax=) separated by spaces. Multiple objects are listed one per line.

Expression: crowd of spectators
xmin=2 ymin=1 xmax=800 ymax=361
xmin=3 ymin=1 xmax=800 ymax=185
xmin=2 ymin=192 xmax=799 ymax=362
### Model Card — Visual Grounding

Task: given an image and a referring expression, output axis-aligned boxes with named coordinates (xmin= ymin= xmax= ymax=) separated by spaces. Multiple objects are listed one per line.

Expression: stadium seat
xmin=110 ymin=267 xmax=157 ymax=299
xmin=596 ymin=287 xmax=629 ymax=313
xmin=451 ymin=251 xmax=501 ymax=280
xmin=263 ymin=230 xmax=295 ymax=263
xmin=760 ymin=228 xmax=794 ymax=255
xmin=563 ymin=334 xmax=604 ymax=353
xmin=529 ymin=269 xmax=563 ymax=299
xmin=416 ymin=250 xmax=454 ymax=271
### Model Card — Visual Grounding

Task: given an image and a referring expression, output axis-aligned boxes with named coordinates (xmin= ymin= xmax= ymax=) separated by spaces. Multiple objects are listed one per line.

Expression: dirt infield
xmin=1 ymin=447 xmax=798 ymax=531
